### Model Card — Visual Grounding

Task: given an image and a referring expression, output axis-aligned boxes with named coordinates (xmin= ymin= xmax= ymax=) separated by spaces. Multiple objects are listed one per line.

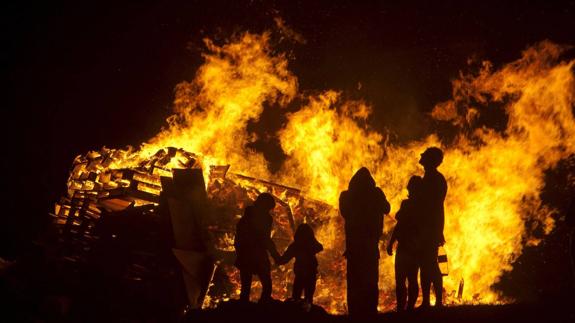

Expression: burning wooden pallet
xmin=51 ymin=146 xmax=335 ymax=309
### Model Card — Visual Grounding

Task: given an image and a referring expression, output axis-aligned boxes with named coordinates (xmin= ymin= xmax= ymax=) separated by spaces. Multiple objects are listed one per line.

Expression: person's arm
xmin=266 ymin=238 xmax=280 ymax=262
xmin=277 ymin=244 xmax=295 ymax=265
xmin=313 ymin=240 xmax=324 ymax=254
xmin=262 ymin=215 xmax=281 ymax=261
xmin=439 ymin=175 xmax=447 ymax=245
xmin=388 ymin=201 xmax=408 ymax=255
xmin=376 ymin=188 xmax=390 ymax=240
xmin=387 ymin=226 xmax=398 ymax=256
xmin=339 ymin=191 xmax=350 ymax=220
xmin=381 ymin=190 xmax=391 ymax=215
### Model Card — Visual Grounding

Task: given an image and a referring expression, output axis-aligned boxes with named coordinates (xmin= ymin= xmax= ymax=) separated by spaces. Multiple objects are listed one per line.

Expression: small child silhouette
xmin=277 ymin=223 xmax=323 ymax=307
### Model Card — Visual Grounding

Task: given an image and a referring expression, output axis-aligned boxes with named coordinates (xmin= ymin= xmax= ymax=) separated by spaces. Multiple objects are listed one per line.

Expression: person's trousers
xmin=239 ymin=269 xmax=272 ymax=302
xmin=420 ymin=246 xmax=442 ymax=306
xmin=292 ymin=273 xmax=317 ymax=303
xmin=395 ymin=250 xmax=419 ymax=310
xmin=347 ymin=257 xmax=379 ymax=317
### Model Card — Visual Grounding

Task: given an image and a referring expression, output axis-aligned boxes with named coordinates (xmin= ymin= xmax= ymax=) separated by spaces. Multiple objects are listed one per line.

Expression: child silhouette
xmin=387 ymin=175 xmax=423 ymax=311
xmin=277 ymin=223 xmax=323 ymax=308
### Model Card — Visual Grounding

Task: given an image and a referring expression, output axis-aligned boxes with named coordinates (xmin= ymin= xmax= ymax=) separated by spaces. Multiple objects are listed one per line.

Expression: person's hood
xmin=348 ymin=167 xmax=376 ymax=192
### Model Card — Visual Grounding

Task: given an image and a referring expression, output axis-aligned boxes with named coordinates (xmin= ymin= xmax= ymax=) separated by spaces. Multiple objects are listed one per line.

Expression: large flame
xmin=116 ymin=32 xmax=298 ymax=178
xmin=69 ymin=32 xmax=575 ymax=313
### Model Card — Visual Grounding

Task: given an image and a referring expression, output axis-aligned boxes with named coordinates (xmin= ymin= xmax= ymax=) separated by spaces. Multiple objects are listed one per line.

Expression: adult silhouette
xmin=339 ymin=167 xmax=390 ymax=317
xmin=234 ymin=193 xmax=280 ymax=303
xmin=418 ymin=147 xmax=447 ymax=308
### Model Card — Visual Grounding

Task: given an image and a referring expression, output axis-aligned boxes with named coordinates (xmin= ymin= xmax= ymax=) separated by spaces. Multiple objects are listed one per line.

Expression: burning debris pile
xmin=51 ymin=146 xmax=342 ymax=311
xmin=52 ymin=147 xmax=199 ymax=233
xmin=51 ymin=31 xmax=575 ymax=314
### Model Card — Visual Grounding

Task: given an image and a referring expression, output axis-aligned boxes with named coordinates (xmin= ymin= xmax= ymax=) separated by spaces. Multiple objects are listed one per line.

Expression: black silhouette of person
xmin=339 ymin=167 xmax=391 ymax=317
xmin=234 ymin=193 xmax=280 ymax=303
xmin=417 ymin=147 xmax=447 ymax=308
xmin=387 ymin=175 xmax=424 ymax=312
xmin=277 ymin=223 xmax=323 ymax=306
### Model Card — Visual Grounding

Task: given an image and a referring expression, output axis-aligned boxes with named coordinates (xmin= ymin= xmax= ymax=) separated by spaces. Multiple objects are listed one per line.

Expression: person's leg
xmin=292 ymin=274 xmax=303 ymax=300
xmin=395 ymin=252 xmax=407 ymax=311
xmin=304 ymin=274 xmax=317 ymax=304
xmin=428 ymin=247 xmax=443 ymax=307
xmin=365 ymin=257 xmax=380 ymax=316
xmin=346 ymin=259 xmax=358 ymax=315
xmin=406 ymin=254 xmax=419 ymax=310
xmin=419 ymin=249 xmax=433 ymax=307
xmin=432 ymin=268 xmax=443 ymax=306
xmin=258 ymin=270 xmax=273 ymax=302
xmin=239 ymin=270 xmax=252 ymax=302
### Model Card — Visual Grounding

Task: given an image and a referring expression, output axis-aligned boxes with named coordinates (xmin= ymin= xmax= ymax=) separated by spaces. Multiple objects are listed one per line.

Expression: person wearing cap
xmin=417 ymin=147 xmax=447 ymax=308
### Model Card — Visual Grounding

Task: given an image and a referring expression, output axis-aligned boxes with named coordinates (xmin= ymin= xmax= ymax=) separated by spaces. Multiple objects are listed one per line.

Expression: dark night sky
xmin=2 ymin=0 xmax=575 ymax=257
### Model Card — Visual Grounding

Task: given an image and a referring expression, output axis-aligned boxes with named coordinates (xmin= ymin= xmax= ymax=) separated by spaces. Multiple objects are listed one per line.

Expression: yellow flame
xmin=67 ymin=31 xmax=575 ymax=313
xmin=278 ymin=90 xmax=385 ymax=206
xmin=118 ymin=32 xmax=298 ymax=179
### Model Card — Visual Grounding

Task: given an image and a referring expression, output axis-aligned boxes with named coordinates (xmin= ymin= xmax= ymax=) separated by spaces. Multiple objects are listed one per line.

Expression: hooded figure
xmin=339 ymin=167 xmax=390 ymax=317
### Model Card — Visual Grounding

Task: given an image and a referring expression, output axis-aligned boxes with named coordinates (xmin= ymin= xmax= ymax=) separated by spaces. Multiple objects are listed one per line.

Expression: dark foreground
xmin=184 ymin=299 xmax=575 ymax=323
xmin=2 ymin=250 xmax=575 ymax=322
xmin=3 ymin=288 xmax=575 ymax=323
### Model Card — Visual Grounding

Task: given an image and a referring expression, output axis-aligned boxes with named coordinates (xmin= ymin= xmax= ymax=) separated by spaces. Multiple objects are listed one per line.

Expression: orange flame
xmin=69 ymin=32 xmax=575 ymax=313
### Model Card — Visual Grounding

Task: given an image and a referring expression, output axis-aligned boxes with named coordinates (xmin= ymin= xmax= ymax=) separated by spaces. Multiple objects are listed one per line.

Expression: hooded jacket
xmin=339 ymin=167 xmax=390 ymax=260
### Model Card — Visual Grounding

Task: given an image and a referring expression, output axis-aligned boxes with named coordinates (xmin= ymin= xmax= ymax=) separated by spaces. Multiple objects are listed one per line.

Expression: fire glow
xmin=56 ymin=32 xmax=575 ymax=313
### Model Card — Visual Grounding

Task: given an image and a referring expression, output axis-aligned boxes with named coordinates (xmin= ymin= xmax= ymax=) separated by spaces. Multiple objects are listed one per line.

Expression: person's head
xmin=294 ymin=223 xmax=315 ymax=243
xmin=419 ymin=147 xmax=444 ymax=170
xmin=348 ymin=167 xmax=376 ymax=192
xmin=406 ymin=175 xmax=423 ymax=198
xmin=254 ymin=192 xmax=276 ymax=212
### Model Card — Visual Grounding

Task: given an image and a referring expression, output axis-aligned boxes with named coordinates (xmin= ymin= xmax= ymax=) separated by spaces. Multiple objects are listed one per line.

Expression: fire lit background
xmin=3 ymin=0 xmax=575 ymax=314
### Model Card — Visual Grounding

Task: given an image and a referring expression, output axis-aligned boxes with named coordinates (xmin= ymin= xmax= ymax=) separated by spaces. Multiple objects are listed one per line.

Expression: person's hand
xmin=386 ymin=243 xmax=393 ymax=256
xmin=273 ymin=254 xmax=281 ymax=263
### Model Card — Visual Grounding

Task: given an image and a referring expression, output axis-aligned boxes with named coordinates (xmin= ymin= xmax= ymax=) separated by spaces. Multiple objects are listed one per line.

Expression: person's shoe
xmin=302 ymin=301 xmax=312 ymax=313
xmin=258 ymin=296 xmax=276 ymax=305
xmin=416 ymin=303 xmax=430 ymax=311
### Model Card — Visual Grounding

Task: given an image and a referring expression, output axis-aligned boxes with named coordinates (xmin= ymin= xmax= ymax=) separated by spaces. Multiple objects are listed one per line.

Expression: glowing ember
xmin=57 ymin=31 xmax=575 ymax=314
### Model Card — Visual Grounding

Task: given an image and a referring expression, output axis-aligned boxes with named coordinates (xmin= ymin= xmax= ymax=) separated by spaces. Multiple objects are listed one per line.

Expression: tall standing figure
xmin=234 ymin=193 xmax=280 ymax=303
xmin=339 ymin=167 xmax=390 ymax=317
xmin=418 ymin=147 xmax=448 ymax=308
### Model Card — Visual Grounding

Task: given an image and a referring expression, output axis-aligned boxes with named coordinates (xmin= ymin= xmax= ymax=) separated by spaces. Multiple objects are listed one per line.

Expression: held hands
xmin=272 ymin=253 xmax=286 ymax=267
xmin=273 ymin=257 xmax=280 ymax=267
